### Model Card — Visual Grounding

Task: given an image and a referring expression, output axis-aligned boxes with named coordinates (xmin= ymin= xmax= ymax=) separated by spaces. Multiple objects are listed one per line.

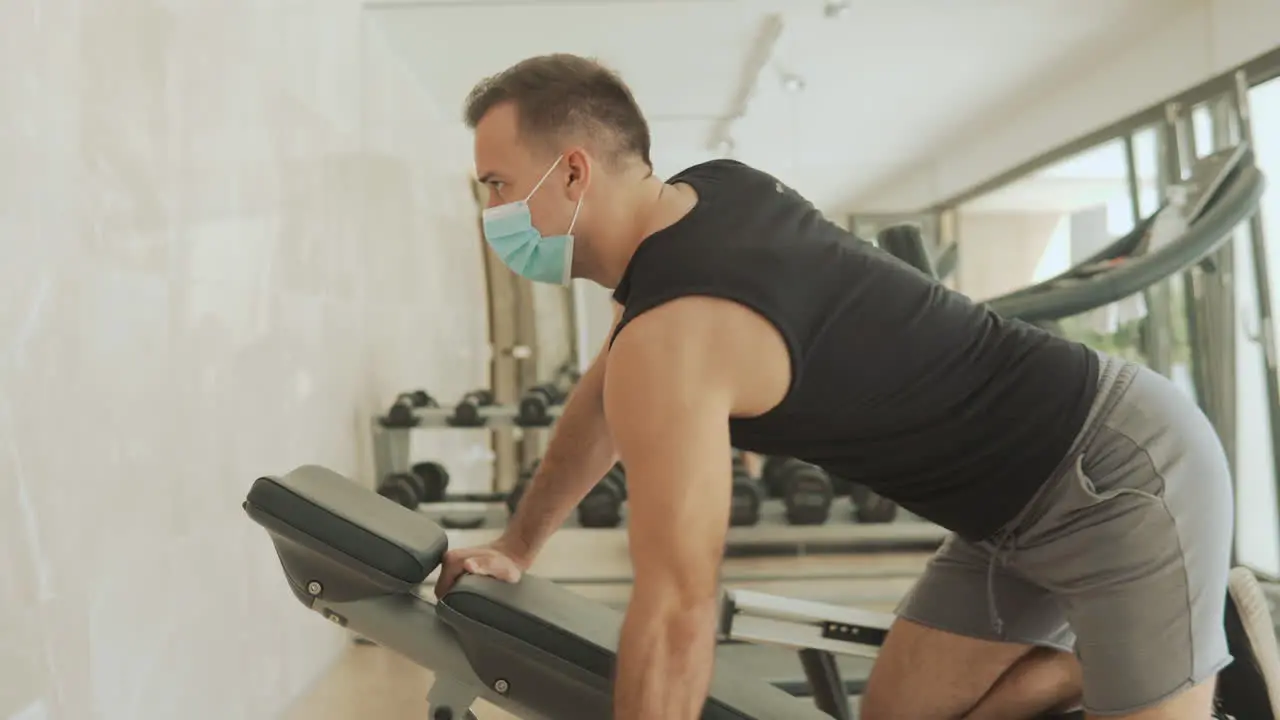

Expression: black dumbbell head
xmin=383 ymin=398 xmax=421 ymax=428
xmin=782 ymin=462 xmax=834 ymax=526
xmin=377 ymin=475 xmax=420 ymax=509
xmin=578 ymin=474 xmax=625 ymax=528
xmin=388 ymin=472 xmax=429 ymax=504
xmin=517 ymin=389 xmax=555 ymax=426
xmin=729 ymin=476 xmax=763 ymax=527
xmin=407 ymin=390 xmax=435 ymax=407
xmin=850 ymin=484 xmax=898 ymax=524
xmin=411 ymin=462 xmax=450 ymax=503
xmin=761 ymin=455 xmax=794 ymax=498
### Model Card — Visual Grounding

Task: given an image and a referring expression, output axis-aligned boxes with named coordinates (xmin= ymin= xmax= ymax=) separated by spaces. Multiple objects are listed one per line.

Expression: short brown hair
xmin=464 ymin=54 xmax=652 ymax=169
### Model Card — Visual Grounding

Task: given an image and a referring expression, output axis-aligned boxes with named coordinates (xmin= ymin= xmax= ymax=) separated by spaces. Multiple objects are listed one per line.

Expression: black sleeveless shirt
xmin=610 ymin=159 xmax=1099 ymax=541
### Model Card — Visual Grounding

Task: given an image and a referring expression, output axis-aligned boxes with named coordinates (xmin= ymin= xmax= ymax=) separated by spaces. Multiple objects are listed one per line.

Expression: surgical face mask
xmin=481 ymin=155 xmax=583 ymax=286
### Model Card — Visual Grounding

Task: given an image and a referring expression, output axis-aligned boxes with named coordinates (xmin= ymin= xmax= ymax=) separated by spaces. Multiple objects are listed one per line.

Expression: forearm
xmin=614 ymin=595 xmax=719 ymax=720
xmin=500 ymin=361 xmax=615 ymax=561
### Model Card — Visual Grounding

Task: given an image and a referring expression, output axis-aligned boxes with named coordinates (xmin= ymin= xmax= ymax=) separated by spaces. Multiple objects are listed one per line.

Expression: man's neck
xmin=581 ymin=173 xmax=676 ymax=289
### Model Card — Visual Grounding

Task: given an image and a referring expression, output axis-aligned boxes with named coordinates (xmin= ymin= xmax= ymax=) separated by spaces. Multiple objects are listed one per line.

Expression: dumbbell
xmin=728 ymin=449 xmax=762 ymax=527
xmin=382 ymin=389 xmax=437 ymax=428
xmin=729 ymin=471 xmax=764 ymax=527
xmin=577 ymin=463 xmax=627 ymax=528
xmin=448 ymin=389 xmax=496 ymax=427
xmin=517 ymin=383 xmax=566 ymax=427
xmin=760 ymin=455 xmax=793 ymax=499
xmin=377 ymin=473 xmax=420 ymax=509
xmin=772 ymin=457 xmax=834 ymax=525
xmin=506 ymin=459 xmax=540 ymax=515
xmin=410 ymin=461 xmax=450 ymax=503
xmin=849 ymin=483 xmax=899 ymax=524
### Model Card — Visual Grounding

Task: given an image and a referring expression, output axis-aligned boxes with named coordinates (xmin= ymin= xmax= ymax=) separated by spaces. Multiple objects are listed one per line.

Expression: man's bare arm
xmin=499 ymin=302 xmax=624 ymax=564
xmin=605 ymin=300 xmax=742 ymax=720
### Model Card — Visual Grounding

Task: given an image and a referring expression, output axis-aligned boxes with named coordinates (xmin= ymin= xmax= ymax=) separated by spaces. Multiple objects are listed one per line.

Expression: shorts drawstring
xmin=987 ymin=530 xmax=1017 ymax=638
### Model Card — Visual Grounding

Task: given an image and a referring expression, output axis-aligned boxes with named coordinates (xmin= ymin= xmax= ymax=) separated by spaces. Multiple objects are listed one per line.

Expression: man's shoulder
xmin=668 ymin=158 xmax=783 ymax=187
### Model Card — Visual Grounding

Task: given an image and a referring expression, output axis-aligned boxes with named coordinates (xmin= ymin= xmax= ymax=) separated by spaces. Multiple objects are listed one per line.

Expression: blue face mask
xmin=481 ymin=155 xmax=583 ymax=286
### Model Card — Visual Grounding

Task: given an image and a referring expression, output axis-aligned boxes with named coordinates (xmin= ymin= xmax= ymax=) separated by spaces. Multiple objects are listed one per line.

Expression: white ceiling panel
xmin=369 ymin=0 xmax=1198 ymax=215
xmin=372 ymin=0 xmax=761 ymax=120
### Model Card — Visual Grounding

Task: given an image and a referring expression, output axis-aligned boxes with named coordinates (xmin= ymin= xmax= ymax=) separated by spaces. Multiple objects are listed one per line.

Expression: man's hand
xmin=434 ymin=539 xmax=530 ymax=599
xmin=604 ymin=295 xmax=790 ymax=720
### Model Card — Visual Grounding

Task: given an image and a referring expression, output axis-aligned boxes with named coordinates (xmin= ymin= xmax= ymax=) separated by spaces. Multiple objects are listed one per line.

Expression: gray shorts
xmin=896 ymin=353 xmax=1236 ymax=715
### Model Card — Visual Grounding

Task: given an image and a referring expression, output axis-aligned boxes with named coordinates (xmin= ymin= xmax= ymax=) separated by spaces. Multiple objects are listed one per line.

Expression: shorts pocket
xmin=1014 ymin=453 xmax=1162 ymax=552
xmin=1072 ymin=452 xmax=1164 ymax=505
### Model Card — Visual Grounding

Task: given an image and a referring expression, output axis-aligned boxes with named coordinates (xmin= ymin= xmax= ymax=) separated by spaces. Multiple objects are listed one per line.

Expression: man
xmin=435 ymin=53 xmax=1280 ymax=719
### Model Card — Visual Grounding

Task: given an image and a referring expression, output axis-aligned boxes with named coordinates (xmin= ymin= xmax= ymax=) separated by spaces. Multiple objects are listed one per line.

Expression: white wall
xmin=955 ymin=211 xmax=1065 ymax=300
xmin=860 ymin=0 xmax=1280 ymax=211
xmin=0 ymin=2 xmax=486 ymax=719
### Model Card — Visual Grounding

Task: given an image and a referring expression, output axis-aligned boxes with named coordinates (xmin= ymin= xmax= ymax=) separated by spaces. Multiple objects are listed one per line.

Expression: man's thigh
xmin=862 ymin=617 xmax=1034 ymax=720
xmin=865 ymin=532 xmax=1074 ymax=718
xmin=1015 ymin=365 xmax=1235 ymax=716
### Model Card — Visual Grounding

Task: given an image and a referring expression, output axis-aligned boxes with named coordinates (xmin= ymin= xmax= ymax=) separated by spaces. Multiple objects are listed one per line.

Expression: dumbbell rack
xmin=372 ymin=402 xmax=564 ymax=486
xmin=372 ymin=392 xmax=949 ymax=556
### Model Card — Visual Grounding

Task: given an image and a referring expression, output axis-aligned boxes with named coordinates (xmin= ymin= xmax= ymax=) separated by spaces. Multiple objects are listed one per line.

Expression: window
xmin=1236 ymin=77 xmax=1280 ymax=575
xmin=955 ymin=139 xmax=1134 ymax=299
xmin=1254 ymin=78 xmax=1280 ymax=320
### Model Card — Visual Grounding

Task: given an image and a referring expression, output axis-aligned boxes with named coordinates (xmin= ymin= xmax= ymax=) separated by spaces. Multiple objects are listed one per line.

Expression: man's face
xmin=473 ymin=103 xmax=565 ymax=221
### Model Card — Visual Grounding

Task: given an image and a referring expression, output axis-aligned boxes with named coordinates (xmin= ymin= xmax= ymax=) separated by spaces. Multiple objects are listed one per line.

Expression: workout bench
xmin=245 ymin=465 xmax=828 ymax=719
xmin=245 ymin=465 xmax=1086 ymax=719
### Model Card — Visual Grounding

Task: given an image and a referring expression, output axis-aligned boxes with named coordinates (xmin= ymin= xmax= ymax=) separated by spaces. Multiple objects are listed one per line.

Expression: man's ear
xmin=564 ymin=147 xmax=592 ymax=198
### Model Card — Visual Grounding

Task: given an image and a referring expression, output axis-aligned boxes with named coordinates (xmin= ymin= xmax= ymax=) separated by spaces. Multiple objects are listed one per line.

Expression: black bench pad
xmin=245 ymin=465 xmax=448 ymax=586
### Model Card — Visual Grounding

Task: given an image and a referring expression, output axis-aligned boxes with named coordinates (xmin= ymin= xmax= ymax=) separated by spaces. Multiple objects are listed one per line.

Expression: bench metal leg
xmin=798 ymin=648 xmax=853 ymax=720
xmin=426 ymin=676 xmax=479 ymax=720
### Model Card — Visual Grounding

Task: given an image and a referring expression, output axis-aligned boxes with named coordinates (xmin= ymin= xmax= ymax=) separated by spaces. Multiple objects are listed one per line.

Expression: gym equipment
xmin=377 ymin=473 xmax=420 ymax=509
xmin=449 ymin=389 xmax=497 ymax=427
xmin=384 ymin=403 xmax=565 ymax=429
xmin=382 ymin=389 xmax=437 ymax=428
xmin=729 ymin=476 xmax=763 ymax=527
xmin=410 ymin=461 xmax=450 ymax=503
xmin=577 ymin=464 xmax=627 ymax=528
xmin=247 ymin=465 xmax=1110 ymax=719
xmin=245 ymin=465 xmax=823 ymax=719
xmin=519 ymin=363 xmax=580 ymax=426
xmin=986 ymin=142 xmax=1264 ymax=324
xmin=517 ymin=383 xmax=566 ymax=427
xmin=848 ymin=483 xmax=898 ymax=524
xmin=768 ymin=458 xmax=834 ymax=526
xmin=718 ymin=589 xmax=1091 ymax=719
xmin=870 ymin=144 xmax=1264 ymax=328
xmin=760 ymin=455 xmax=792 ymax=499
xmin=439 ymin=514 xmax=487 ymax=530
xmin=729 ymin=452 xmax=763 ymax=527
xmin=877 ymin=224 xmax=936 ymax=278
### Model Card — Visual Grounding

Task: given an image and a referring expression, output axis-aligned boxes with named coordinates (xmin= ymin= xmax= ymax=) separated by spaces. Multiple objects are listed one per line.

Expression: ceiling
xmin=369 ymin=0 xmax=1193 ymax=216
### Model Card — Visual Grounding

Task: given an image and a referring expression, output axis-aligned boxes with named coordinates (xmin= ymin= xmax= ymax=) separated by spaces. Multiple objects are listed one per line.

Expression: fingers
xmin=433 ymin=549 xmax=524 ymax=599
xmin=464 ymin=556 xmax=523 ymax=583
xmin=434 ymin=553 xmax=469 ymax=598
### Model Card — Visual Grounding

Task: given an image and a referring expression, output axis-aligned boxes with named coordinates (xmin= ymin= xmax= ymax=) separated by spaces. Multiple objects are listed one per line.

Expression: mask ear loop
xmin=524 ymin=155 xmax=564 ymax=202
xmin=566 ymin=195 xmax=583 ymax=235
xmin=560 ymin=196 xmax=583 ymax=286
